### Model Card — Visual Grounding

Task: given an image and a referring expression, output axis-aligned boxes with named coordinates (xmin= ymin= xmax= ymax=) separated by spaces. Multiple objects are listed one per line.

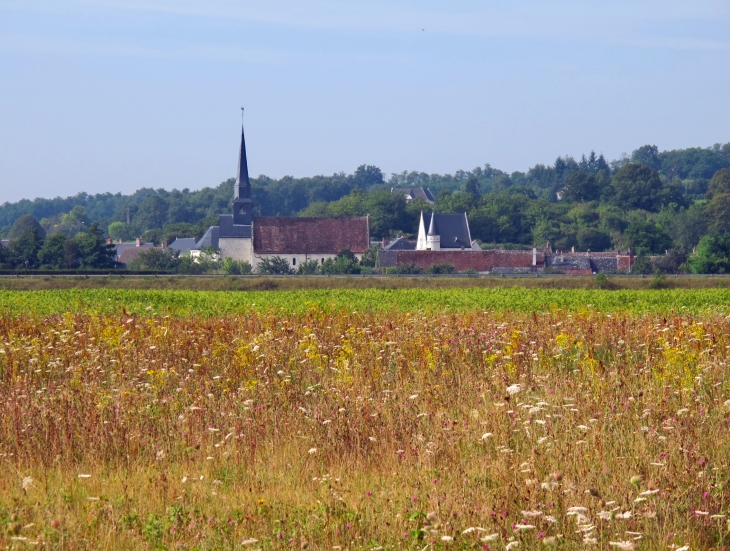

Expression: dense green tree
xmin=707 ymin=168 xmax=730 ymax=198
xmin=464 ymin=176 xmax=481 ymax=197
xmin=705 ymin=193 xmax=730 ymax=235
xmin=8 ymin=215 xmax=45 ymax=241
xmin=134 ymin=195 xmax=168 ymax=230
xmin=352 ymin=165 xmax=384 ymax=188
xmin=108 ymin=221 xmax=135 ymax=242
xmin=656 ymin=203 xmax=707 ymax=254
xmin=624 ymin=218 xmax=672 ymax=254
xmin=75 ymin=223 xmax=116 ymax=269
xmin=631 ymin=145 xmax=661 ymax=170
xmin=8 ymin=227 xmax=44 ymax=269
xmin=576 ymin=227 xmax=612 ymax=251
xmin=688 ymin=235 xmax=730 ymax=274
xmin=562 ymin=172 xmax=600 ymax=202
xmin=37 ymin=233 xmax=69 ymax=268
xmin=611 ymin=163 xmax=665 ymax=211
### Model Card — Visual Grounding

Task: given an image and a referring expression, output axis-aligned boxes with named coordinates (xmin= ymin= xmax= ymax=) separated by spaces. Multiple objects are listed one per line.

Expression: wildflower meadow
xmin=1 ymin=289 xmax=730 ymax=550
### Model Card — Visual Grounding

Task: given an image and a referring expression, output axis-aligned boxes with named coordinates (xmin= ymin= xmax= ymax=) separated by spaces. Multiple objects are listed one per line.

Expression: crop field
xmin=1 ymin=290 xmax=730 ymax=550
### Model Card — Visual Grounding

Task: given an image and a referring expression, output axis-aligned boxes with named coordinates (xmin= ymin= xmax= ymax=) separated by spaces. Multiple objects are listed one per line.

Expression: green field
xmin=0 ymin=287 xmax=729 ymax=316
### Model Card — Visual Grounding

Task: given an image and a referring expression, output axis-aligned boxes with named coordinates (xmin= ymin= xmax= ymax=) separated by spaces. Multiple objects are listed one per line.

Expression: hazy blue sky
xmin=1 ymin=0 xmax=729 ymax=203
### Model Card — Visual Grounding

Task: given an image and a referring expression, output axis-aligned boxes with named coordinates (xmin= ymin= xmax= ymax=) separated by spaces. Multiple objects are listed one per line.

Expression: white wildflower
xmin=78 ymin=474 xmax=91 ymax=479
xmin=608 ymin=541 xmax=635 ymax=550
xmin=242 ymin=538 xmax=259 ymax=546
xmin=544 ymin=515 xmax=558 ymax=523
xmin=308 ymin=448 xmax=317 ymax=454
xmin=695 ymin=510 xmax=709 ymax=516
xmin=480 ymin=533 xmax=500 ymax=542
xmin=409 ymin=394 xmax=419 ymax=400
xmin=506 ymin=542 xmax=520 ymax=550
xmin=463 ymin=527 xmax=487 ymax=534
xmin=506 ymin=384 xmax=522 ymax=395
xmin=640 ymin=489 xmax=659 ymax=495
xmin=521 ymin=510 xmax=543 ymax=518
xmin=567 ymin=506 xmax=589 ymax=514
xmin=481 ymin=432 xmax=493 ymax=440
xmin=441 ymin=535 xmax=453 ymax=542
xmin=675 ymin=546 xmax=690 ymax=551
xmin=514 ymin=524 xmax=535 ymax=530
xmin=21 ymin=476 xmax=33 ymax=491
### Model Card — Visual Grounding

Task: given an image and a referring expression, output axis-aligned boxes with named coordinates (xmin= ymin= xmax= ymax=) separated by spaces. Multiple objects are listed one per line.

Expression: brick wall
xmin=379 ymin=249 xmax=543 ymax=272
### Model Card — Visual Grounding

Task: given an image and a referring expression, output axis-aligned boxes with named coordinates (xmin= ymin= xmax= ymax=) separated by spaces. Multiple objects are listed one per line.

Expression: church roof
xmin=422 ymin=212 xmax=472 ymax=249
xmin=218 ymin=215 xmax=252 ymax=238
xmin=194 ymin=225 xmax=219 ymax=250
xmin=253 ymin=217 xmax=370 ymax=254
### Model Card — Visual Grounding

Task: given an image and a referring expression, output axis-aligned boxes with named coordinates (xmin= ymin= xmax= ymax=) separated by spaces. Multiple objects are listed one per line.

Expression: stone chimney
xmin=106 ymin=237 xmax=113 ymax=245
xmin=136 ymin=237 xmax=142 ymax=247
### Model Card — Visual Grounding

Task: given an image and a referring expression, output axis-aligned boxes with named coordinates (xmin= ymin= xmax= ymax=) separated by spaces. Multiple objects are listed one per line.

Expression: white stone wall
xmin=252 ymin=252 xmax=363 ymax=271
xmin=219 ymin=237 xmax=253 ymax=263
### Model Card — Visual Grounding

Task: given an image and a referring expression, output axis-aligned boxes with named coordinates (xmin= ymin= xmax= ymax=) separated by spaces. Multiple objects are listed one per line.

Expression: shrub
xmin=257 ymin=256 xmax=294 ymax=275
xmin=427 ymin=262 xmax=456 ymax=274
xmin=221 ymin=258 xmax=252 ymax=275
xmin=387 ymin=262 xmax=424 ymax=275
xmin=297 ymin=260 xmax=320 ymax=275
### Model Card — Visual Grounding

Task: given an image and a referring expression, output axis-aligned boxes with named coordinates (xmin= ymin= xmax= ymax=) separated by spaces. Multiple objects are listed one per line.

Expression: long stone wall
xmin=378 ymin=249 xmax=543 ymax=272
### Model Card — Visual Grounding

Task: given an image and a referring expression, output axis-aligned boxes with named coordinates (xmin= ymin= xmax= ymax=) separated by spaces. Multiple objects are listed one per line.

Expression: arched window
xmin=292 ymin=258 xmax=296 ymax=266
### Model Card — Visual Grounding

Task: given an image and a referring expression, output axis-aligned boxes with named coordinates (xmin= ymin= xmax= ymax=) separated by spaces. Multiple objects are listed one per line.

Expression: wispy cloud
xmin=2 ymin=0 xmax=729 ymax=54
xmin=0 ymin=32 xmax=293 ymax=62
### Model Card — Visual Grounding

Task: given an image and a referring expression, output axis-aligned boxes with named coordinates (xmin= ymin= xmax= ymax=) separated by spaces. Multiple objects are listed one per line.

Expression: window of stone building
xmin=292 ymin=258 xmax=296 ymax=266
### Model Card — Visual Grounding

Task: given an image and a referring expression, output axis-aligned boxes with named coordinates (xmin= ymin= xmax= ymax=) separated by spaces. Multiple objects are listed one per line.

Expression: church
xmin=192 ymin=116 xmax=370 ymax=270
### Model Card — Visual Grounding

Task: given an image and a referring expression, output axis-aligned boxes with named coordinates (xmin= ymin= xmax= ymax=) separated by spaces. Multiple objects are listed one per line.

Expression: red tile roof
xmin=253 ymin=217 xmax=370 ymax=254
xmin=116 ymin=244 xmax=155 ymax=266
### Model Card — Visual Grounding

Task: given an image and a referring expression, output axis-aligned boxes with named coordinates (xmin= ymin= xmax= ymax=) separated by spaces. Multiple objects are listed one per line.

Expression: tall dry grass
xmin=1 ymin=308 xmax=729 ymax=549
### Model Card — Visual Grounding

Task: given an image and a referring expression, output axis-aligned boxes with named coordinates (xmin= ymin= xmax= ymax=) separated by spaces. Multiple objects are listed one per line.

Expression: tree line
xmin=2 ymin=143 xmax=730 ymax=273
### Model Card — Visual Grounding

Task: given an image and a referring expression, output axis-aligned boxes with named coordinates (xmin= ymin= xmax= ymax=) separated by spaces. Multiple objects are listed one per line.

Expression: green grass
xmin=1 ymin=287 xmax=729 ymax=316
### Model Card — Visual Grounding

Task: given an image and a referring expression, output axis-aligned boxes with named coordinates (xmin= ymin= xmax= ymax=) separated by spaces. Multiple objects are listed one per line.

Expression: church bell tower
xmin=233 ymin=109 xmax=254 ymax=225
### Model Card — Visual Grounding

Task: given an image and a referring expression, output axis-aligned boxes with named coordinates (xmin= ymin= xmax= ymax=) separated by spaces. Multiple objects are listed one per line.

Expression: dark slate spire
xmin=235 ymin=108 xmax=251 ymax=200
xmin=232 ymin=108 xmax=254 ymax=225
xmin=427 ymin=212 xmax=438 ymax=236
